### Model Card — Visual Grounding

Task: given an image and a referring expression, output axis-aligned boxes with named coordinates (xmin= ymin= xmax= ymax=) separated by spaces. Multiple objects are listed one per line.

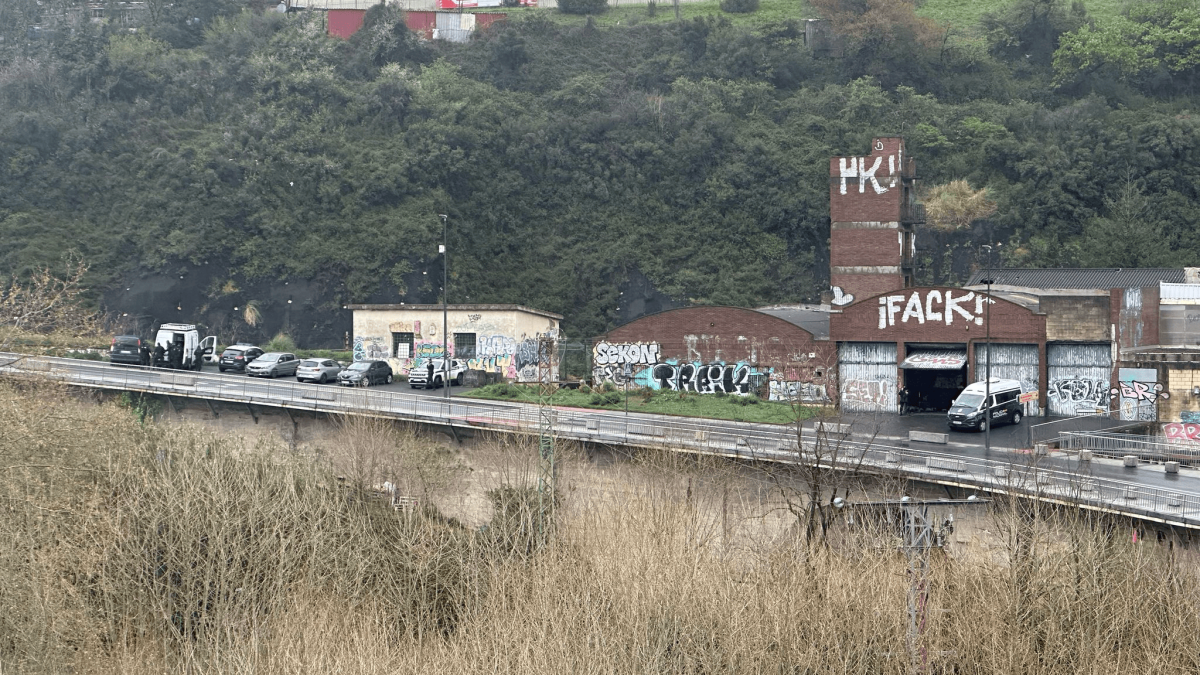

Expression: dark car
xmin=337 ymin=360 xmax=393 ymax=387
xmin=219 ymin=344 xmax=264 ymax=372
xmin=109 ymin=335 xmax=147 ymax=366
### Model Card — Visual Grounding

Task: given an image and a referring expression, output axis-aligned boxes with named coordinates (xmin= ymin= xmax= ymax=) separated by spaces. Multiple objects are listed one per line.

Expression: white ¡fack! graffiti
xmin=877 ymin=290 xmax=994 ymax=329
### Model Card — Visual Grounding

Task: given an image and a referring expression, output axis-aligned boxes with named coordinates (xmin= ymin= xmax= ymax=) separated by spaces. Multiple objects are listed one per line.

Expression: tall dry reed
xmin=1 ymin=382 xmax=1198 ymax=674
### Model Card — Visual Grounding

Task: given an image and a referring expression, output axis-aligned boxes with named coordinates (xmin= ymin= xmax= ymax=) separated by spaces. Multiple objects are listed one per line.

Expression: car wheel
xmin=1012 ymin=410 xmax=1022 ymax=425
xmin=454 ymin=373 xmax=463 ymax=386
xmin=219 ymin=367 xmax=226 ymax=373
xmin=361 ymin=378 xmax=370 ymax=387
xmin=386 ymin=374 xmax=393 ymax=385
xmin=317 ymin=374 xmax=326 ymax=384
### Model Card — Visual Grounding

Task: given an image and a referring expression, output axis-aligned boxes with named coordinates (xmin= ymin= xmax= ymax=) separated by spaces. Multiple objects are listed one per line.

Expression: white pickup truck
xmin=407 ymin=358 xmax=466 ymax=389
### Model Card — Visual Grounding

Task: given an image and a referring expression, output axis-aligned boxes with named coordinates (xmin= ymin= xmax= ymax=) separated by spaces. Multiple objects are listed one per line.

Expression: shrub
xmin=646 ymin=0 xmax=657 ymax=16
xmin=736 ymin=395 xmax=760 ymax=406
xmin=720 ymin=0 xmax=758 ymax=12
xmin=602 ymin=381 xmax=617 ymax=393
xmin=603 ymin=392 xmax=622 ymax=405
xmin=589 ymin=393 xmax=604 ymax=405
xmin=266 ymin=331 xmax=296 ymax=353
xmin=557 ymin=0 xmax=608 ymax=14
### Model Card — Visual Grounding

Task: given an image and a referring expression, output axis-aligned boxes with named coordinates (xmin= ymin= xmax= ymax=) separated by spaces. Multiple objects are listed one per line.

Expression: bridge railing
xmin=4 ymin=352 xmax=1200 ymax=528
xmin=1060 ymin=431 xmax=1200 ymax=466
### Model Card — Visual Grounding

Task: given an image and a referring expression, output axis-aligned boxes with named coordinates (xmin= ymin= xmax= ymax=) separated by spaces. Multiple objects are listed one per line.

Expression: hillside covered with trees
xmin=2 ymin=0 xmax=1200 ymax=342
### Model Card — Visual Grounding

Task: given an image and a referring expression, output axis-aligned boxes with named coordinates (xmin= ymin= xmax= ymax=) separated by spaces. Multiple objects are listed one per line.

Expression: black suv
xmin=218 ymin=343 xmax=264 ymax=373
xmin=109 ymin=335 xmax=147 ymax=366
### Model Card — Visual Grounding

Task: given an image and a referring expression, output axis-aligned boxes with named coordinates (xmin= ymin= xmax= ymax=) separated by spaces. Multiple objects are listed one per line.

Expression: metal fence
xmin=1028 ymin=405 xmax=1155 ymax=446
xmin=4 ymin=351 xmax=1200 ymax=529
xmin=1059 ymin=431 xmax=1200 ymax=466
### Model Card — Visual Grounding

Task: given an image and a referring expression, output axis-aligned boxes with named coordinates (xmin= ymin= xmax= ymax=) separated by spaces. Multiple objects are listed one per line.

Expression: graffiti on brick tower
xmin=830 ymin=286 xmax=855 ymax=307
xmin=837 ymin=144 xmax=902 ymax=195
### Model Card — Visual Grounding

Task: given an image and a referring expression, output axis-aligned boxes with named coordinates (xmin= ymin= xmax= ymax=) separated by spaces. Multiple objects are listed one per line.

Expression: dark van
xmin=109 ymin=335 xmax=147 ymax=366
xmin=948 ymin=379 xmax=1024 ymax=431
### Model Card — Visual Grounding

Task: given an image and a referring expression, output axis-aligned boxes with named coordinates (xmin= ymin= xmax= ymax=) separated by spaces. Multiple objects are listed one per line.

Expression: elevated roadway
xmin=4 ymin=352 xmax=1200 ymax=530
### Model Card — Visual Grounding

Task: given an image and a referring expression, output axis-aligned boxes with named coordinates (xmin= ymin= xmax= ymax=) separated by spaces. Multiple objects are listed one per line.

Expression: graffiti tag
xmin=837 ymin=149 xmax=901 ymax=195
xmin=843 ymin=379 xmax=893 ymax=408
xmin=652 ymin=363 xmax=753 ymax=395
xmin=1165 ymin=423 xmax=1200 ymax=444
xmin=593 ymin=341 xmax=660 ymax=366
xmin=877 ymin=290 xmax=993 ymax=329
xmin=1182 ymin=411 xmax=1200 ymax=424
xmin=353 ymin=336 xmax=389 ymax=362
xmin=769 ymin=381 xmax=830 ymax=403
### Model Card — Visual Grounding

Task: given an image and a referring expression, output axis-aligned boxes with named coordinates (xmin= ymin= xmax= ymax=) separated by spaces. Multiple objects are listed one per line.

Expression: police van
xmin=947 ymin=379 xmax=1024 ymax=431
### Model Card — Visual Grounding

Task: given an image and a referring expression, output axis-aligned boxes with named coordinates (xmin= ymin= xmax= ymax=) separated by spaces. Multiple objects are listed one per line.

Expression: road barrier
xmin=3 ymin=352 xmax=1200 ymax=529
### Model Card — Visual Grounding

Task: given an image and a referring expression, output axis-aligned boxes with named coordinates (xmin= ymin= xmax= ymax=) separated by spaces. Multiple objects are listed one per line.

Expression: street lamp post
xmin=439 ymin=214 xmax=449 ymax=401
xmin=981 ymin=244 xmax=996 ymax=453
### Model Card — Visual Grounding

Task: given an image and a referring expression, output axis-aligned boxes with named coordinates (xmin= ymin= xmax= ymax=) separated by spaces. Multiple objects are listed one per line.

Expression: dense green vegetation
xmin=2 ymin=0 xmax=1200 ymax=339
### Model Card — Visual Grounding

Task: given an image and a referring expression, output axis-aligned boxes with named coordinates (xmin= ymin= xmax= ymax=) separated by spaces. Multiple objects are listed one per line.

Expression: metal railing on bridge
xmin=4 ymin=352 xmax=1200 ymax=529
xmin=1059 ymin=431 xmax=1200 ymax=467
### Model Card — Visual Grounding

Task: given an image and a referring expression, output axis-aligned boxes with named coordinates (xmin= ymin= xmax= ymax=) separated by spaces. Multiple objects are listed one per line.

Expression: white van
xmin=153 ymin=323 xmax=217 ymax=371
xmin=947 ymin=379 xmax=1024 ymax=431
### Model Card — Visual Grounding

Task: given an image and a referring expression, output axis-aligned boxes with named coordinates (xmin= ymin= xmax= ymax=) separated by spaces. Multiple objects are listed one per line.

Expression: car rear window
xmin=114 ymin=337 xmax=140 ymax=347
xmin=222 ymin=348 xmax=244 ymax=356
xmin=301 ymin=360 xmax=319 ymax=367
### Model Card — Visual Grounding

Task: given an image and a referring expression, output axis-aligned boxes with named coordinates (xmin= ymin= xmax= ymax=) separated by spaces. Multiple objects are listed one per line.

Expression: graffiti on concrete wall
xmin=1114 ymin=368 xmax=1166 ymax=421
xmin=1047 ymin=378 xmax=1108 ymax=416
xmin=842 ymin=378 xmax=894 ymax=408
xmin=353 ymin=336 xmax=389 ymax=362
xmin=1164 ymin=423 xmax=1200 ymax=444
xmin=877 ymin=290 xmax=994 ymax=329
xmin=1181 ymin=411 xmax=1200 ymax=424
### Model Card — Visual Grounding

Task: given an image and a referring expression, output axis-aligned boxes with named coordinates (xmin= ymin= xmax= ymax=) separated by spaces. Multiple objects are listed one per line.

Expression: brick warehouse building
xmin=593 ymin=306 xmax=835 ymax=403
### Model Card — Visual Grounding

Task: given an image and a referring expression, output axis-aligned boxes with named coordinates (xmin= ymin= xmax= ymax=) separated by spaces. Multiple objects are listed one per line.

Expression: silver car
xmin=245 ymin=352 xmax=300 ymax=378
xmin=296 ymin=358 xmax=342 ymax=384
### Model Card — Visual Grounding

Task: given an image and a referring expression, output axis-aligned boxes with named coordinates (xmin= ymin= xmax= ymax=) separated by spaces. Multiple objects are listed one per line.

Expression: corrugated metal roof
xmin=755 ymin=305 xmax=831 ymax=339
xmin=1161 ymin=282 xmax=1200 ymax=301
xmin=966 ymin=268 xmax=1187 ymax=289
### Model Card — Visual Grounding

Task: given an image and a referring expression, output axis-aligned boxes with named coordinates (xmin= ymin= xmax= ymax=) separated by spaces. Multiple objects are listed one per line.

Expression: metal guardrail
xmin=1028 ymin=405 xmax=1155 ymax=446
xmin=4 ymin=352 xmax=1200 ymax=529
xmin=1060 ymin=432 xmax=1200 ymax=467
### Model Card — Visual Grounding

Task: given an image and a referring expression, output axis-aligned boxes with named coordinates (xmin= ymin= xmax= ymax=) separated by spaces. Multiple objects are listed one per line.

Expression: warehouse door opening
xmin=900 ymin=347 xmax=967 ymax=412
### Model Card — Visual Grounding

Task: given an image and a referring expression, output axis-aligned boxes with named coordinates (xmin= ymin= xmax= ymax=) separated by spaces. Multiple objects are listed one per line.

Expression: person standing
xmin=898 ymin=384 xmax=910 ymax=416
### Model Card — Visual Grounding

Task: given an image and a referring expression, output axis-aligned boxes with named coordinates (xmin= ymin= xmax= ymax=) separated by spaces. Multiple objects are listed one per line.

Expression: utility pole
xmin=982 ymin=244 xmax=993 ymax=453
xmin=536 ymin=334 xmax=557 ymax=546
xmin=440 ymin=214 xmax=449 ymax=401
xmin=903 ymin=501 xmax=933 ymax=675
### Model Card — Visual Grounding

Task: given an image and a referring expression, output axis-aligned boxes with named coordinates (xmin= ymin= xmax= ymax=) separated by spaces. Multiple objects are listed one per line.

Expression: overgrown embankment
xmin=2 ymin=381 xmax=1199 ymax=673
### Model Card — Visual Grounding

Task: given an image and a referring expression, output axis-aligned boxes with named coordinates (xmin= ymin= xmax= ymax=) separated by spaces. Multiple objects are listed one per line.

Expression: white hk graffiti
xmin=878 ymin=290 xmax=995 ymax=329
xmin=593 ymin=341 xmax=661 ymax=366
xmin=838 ymin=149 xmax=902 ymax=195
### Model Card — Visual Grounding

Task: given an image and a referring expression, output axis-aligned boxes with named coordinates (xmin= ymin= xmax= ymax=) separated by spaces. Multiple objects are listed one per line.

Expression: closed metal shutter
xmin=1046 ymin=343 xmax=1112 ymax=416
xmin=974 ymin=343 xmax=1041 ymax=416
xmin=838 ymin=342 xmax=897 ymax=413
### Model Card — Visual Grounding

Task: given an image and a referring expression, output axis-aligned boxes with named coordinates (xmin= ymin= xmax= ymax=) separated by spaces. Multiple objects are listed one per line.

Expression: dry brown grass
xmin=2 ymin=382 xmax=1199 ymax=674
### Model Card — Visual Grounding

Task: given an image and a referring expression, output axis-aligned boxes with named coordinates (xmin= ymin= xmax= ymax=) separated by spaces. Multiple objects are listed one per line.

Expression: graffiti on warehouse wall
xmin=769 ymin=380 xmax=831 ymax=403
xmin=591 ymin=341 xmax=662 ymax=386
xmin=1047 ymin=378 xmax=1109 ymax=415
xmin=843 ymin=378 xmax=894 ymax=409
xmin=877 ymin=290 xmax=994 ymax=329
xmin=1164 ymin=423 xmax=1200 ymax=444
xmin=1114 ymin=368 xmax=1166 ymax=421
xmin=651 ymin=362 xmax=760 ymax=395
xmin=353 ymin=336 xmax=389 ymax=361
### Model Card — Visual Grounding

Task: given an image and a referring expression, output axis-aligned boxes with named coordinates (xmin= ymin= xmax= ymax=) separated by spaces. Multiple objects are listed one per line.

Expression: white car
xmin=296 ymin=358 xmax=343 ymax=384
xmin=408 ymin=358 xmax=466 ymax=389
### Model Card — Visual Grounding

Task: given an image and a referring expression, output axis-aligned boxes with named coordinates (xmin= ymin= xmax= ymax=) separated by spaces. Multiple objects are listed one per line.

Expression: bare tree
xmin=0 ymin=255 xmax=105 ymax=355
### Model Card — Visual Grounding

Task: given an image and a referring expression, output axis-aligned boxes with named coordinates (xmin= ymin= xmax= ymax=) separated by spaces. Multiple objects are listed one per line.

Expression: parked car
xmin=218 ymin=343 xmax=265 ymax=373
xmin=337 ymin=360 xmax=393 ymax=387
xmin=297 ymin=358 xmax=343 ymax=384
xmin=246 ymin=352 xmax=300 ymax=378
xmin=407 ymin=358 xmax=466 ymax=389
xmin=109 ymin=335 xmax=148 ymax=366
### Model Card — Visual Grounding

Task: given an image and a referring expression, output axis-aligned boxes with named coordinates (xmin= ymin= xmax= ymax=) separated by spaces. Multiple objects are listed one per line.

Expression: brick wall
xmin=601 ymin=306 xmax=834 ymax=377
xmin=1043 ymin=296 xmax=1110 ymax=342
xmin=828 ymin=137 xmax=912 ymax=302
xmin=830 ymin=228 xmax=902 ymax=267
xmin=1162 ymin=366 xmax=1200 ymax=423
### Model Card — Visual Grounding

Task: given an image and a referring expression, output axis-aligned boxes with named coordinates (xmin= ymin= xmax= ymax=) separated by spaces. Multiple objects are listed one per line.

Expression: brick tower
xmin=828 ymin=137 xmax=921 ymax=306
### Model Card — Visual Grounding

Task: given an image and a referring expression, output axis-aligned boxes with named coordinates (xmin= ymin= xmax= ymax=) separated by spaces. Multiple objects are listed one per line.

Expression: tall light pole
xmin=439 ymin=214 xmax=449 ymax=401
xmin=981 ymin=244 xmax=995 ymax=454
